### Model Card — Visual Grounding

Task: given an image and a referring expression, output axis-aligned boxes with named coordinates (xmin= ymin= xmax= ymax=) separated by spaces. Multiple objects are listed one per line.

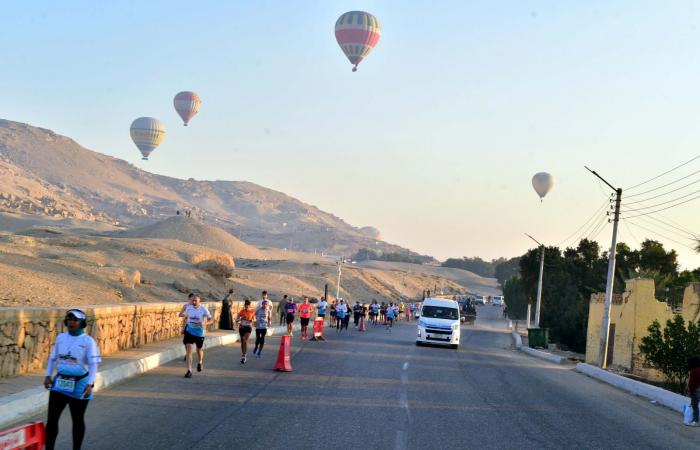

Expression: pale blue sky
xmin=2 ymin=1 xmax=700 ymax=268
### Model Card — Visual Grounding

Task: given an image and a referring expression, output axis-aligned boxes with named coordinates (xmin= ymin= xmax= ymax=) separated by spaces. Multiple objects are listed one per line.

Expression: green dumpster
xmin=528 ymin=328 xmax=549 ymax=349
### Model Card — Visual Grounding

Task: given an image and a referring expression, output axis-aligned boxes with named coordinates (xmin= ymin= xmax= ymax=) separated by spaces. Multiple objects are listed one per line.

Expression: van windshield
xmin=422 ymin=306 xmax=458 ymax=320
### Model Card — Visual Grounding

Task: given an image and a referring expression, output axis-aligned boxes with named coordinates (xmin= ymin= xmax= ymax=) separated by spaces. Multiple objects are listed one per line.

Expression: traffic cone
xmin=273 ymin=335 xmax=292 ymax=372
xmin=310 ymin=317 xmax=325 ymax=341
xmin=358 ymin=316 xmax=366 ymax=331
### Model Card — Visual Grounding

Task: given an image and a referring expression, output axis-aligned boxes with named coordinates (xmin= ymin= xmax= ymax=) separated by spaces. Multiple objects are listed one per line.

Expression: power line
xmin=622 ymin=218 xmax=696 ymax=251
xmin=623 ymin=175 xmax=700 ymax=204
xmin=629 ymin=214 xmax=698 ymax=240
xmin=625 ymin=154 xmax=700 ymax=192
xmin=625 ymin=168 xmax=700 ymax=199
xmin=622 ymin=218 xmax=641 ymax=247
xmin=556 ymin=199 xmax=610 ymax=247
xmin=622 ymin=187 xmax=700 ymax=212
xmin=585 ymin=214 xmax=609 ymax=241
xmin=589 ymin=217 xmax=610 ymax=241
xmin=621 ymin=192 xmax=700 ymax=219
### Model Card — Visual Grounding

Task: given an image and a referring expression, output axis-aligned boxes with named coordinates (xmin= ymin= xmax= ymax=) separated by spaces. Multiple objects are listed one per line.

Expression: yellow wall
xmin=585 ymin=279 xmax=700 ymax=381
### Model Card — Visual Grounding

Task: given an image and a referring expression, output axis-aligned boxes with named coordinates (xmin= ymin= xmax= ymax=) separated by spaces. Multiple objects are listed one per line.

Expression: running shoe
xmin=256 ymin=352 xmax=262 ymax=358
xmin=197 ymin=362 xmax=202 ymax=372
xmin=252 ymin=348 xmax=258 ymax=356
xmin=184 ymin=370 xmax=192 ymax=378
xmin=241 ymin=356 xmax=246 ymax=364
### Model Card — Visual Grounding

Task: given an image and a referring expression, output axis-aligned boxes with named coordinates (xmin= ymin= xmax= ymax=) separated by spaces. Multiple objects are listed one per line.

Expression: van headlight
xmin=418 ymin=319 xmax=426 ymax=328
xmin=452 ymin=323 xmax=459 ymax=330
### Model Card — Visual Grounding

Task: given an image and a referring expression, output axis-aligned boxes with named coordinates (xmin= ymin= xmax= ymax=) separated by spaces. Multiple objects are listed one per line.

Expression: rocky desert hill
xmin=0 ymin=119 xmax=426 ymax=257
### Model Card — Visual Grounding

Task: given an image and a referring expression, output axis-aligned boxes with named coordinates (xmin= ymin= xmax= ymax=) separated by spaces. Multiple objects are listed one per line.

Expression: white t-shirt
xmin=46 ymin=332 xmax=101 ymax=381
xmin=184 ymin=304 xmax=212 ymax=337
xmin=317 ymin=300 xmax=328 ymax=314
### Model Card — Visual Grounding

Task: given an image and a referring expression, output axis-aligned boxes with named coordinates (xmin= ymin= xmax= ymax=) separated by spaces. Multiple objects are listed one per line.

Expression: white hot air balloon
xmin=532 ymin=172 xmax=555 ymax=201
xmin=130 ymin=117 xmax=165 ymax=160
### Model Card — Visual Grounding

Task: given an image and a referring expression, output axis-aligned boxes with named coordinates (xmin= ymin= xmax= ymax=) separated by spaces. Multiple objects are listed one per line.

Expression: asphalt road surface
xmin=40 ymin=305 xmax=699 ymax=449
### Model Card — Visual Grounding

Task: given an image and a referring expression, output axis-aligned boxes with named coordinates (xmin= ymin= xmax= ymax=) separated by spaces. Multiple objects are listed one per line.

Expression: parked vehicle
xmin=416 ymin=298 xmax=460 ymax=349
xmin=491 ymin=296 xmax=504 ymax=306
xmin=474 ymin=295 xmax=487 ymax=305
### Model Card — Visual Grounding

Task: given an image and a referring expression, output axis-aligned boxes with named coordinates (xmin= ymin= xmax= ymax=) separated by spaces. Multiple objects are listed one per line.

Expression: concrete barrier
xmin=0 ymin=325 xmax=289 ymax=428
xmin=520 ymin=346 xmax=563 ymax=364
xmin=511 ymin=331 xmax=522 ymax=349
xmin=576 ymin=363 xmax=688 ymax=412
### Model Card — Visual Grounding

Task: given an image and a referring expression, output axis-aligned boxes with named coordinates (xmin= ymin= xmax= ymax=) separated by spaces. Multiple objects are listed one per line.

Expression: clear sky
xmin=2 ymin=1 xmax=700 ymax=268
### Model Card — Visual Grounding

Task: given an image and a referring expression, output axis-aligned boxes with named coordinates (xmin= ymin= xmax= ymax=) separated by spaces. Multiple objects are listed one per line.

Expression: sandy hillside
xmin=118 ymin=216 xmax=265 ymax=260
xmin=355 ymin=260 xmax=501 ymax=296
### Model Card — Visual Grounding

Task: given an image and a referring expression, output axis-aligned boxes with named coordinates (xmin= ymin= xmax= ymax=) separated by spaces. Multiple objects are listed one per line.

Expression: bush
xmin=639 ymin=315 xmax=700 ymax=394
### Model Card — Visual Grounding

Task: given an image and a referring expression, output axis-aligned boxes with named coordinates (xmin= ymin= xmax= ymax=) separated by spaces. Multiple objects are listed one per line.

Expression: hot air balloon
xmin=173 ymin=91 xmax=201 ymax=126
xmin=130 ymin=117 xmax=165 ymax=160
xmin=532 ymin=172 xmax=555 ymax=201
xmin=335 ymin=11 xmax=381 ymax=72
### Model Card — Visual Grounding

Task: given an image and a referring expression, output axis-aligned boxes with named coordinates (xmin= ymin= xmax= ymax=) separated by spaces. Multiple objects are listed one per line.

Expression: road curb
xmin=0 ymin=326 xmax=289 ymax=429
xmin=575 ymin=363 xmax=687 ymax=412
xmin=519 ymin=346 xmax=563 ymax=364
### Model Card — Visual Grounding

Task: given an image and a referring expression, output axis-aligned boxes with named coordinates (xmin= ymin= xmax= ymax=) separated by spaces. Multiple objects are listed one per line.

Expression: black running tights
xmin=46 ymin=390 xmax=90 ymax=450
xmin=254 ymin=328 xmax=267 ymax=351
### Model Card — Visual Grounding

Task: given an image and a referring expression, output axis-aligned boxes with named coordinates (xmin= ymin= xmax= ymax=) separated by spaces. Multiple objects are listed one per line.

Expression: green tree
xmin=503 ymin=276 xmax=528 ymax=319
xmin=638 ymin=239 xmax=678 ymax=275
xmin=495 ymin=257 xmax=520 ymax=288
xmin=639 ymin=315 xmax=700 ymax=394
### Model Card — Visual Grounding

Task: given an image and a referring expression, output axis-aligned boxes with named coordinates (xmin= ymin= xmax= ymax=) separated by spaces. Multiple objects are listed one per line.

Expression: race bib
xmin=54 ymin=377 xmax=76 ymax=393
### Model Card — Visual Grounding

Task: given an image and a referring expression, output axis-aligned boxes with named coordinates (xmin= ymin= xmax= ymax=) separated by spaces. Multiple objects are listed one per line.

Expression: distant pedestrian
xmin=330 ymin=301 xmax=337 ymax=326
xmin=370 ymin=300 xmax=379 ymax=325
xmin=237 ymin=300 xmax=255 ymax=364
xmin=44 ymin=309 xmax=101 ymax=450
xmin=298 ymin=297 xmax=313 ymax=340
xmin=219 ymin=289 xmax=234 ymax=330
xmin=253 ymin=298 xmax=271 ymax=358
xmin=688 ymin=356 xmax=700 ymax=426
xmin=179 ymin=295 xmax=212 ymax=377
xmin=285 ymin=297 xmax=298 ymax=336
xmin=278 ymin=294 xmax=288 ymax=326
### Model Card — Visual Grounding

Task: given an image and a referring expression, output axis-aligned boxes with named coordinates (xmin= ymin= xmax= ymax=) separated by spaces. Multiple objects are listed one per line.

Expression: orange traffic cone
xmin=273 ymin=335 xmax=293 ymax=372
xmin=358 ymin=316 xmax=366 ymax=331
xmin=310 ymin=317 xmax=325 ymax=341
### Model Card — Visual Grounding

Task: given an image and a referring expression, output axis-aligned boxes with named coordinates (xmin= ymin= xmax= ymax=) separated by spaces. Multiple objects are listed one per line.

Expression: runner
xmin=285 ymin=297 xmax=298 ymax=336
xmin=316 ymin=296 xmax=328 ymax=321
xmin=370 ymin=300 xmax=379 ymax=325
xmin=298 ymin=296 xmax=313 ymax=339
xmin=237 ymin=299 xmax=255 ymax=364
xmin=342 ymin=302 xmax=351 ymax=331
xmin=398 ymin=302 xmax=405 ymax=321
xmin=253 ymin=297 xmax=271 ymax=358
xmin=335 ymin=299 xmax=347 ymax=332
xmin=179 ymin=295 xmax=212 ymax=377
xmin=330 ymin=301 xmax=337 ymax=327
xmin=353 ymin=301 xmax=363 ymax=328
xmin=379 ymin=302 xmax=387 ymax=325
xmin=386 ymin=302 xmax=397 ymax=331
xmin=44 ymin=309 xmax=101 ymax=450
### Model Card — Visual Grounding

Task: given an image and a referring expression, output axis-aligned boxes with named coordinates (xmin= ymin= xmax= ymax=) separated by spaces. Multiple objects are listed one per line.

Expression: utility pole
xmin=525 ymin=233 xmax=545 ymax=328
xmin=335 ymin=259 xmax=342 ymax=301
xmin=585 ymin=166 xmax=622 ymax=369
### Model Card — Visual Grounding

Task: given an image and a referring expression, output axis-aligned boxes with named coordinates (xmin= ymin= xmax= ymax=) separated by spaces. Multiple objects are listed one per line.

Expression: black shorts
xmin=286 ymin=314 xmax=295 ymax=324
xmin=239 ymin=325 xmax=252 ymax=337
xmin=318 ymin=313 xmax=326 ymax=318
xmin=300 ymin=317 xmax=310 ymax=327
xmin=183 ymin=331 xmax=205 ymax=349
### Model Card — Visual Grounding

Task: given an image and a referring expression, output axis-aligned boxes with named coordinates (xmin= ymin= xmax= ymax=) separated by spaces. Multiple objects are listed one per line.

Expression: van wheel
xmin=451 ymin=344 xmax=459 ymax=350
xmin=415 ymin=341 xmax=422 ymax=347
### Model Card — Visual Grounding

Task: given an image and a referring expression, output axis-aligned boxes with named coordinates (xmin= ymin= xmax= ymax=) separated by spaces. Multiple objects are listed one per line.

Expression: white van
xmin=416 ymin=298 xmax=460 ymax=349
xmin=491 ymin=296 xmax=504 ymax=306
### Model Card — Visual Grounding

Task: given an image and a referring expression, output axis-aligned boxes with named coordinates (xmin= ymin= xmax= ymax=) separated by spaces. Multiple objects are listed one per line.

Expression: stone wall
xmin=0 ymin=301 xmax=272 ymax=378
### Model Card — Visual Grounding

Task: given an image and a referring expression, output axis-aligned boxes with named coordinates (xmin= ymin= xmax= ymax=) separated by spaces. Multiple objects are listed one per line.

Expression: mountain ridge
xmin=0 ymin=119 xmax=428 ymax=258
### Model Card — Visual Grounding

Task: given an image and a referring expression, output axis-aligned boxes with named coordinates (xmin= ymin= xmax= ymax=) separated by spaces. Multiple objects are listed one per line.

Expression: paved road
xmin=41 ymin=305 xmax=699 ymax=449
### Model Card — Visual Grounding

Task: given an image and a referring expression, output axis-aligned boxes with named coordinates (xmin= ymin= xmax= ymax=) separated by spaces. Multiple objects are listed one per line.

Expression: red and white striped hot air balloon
xmin=335 ymin=11 xmax=381 ymax=72
xmin=173 ymin=91 xmax=202 ymax=126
